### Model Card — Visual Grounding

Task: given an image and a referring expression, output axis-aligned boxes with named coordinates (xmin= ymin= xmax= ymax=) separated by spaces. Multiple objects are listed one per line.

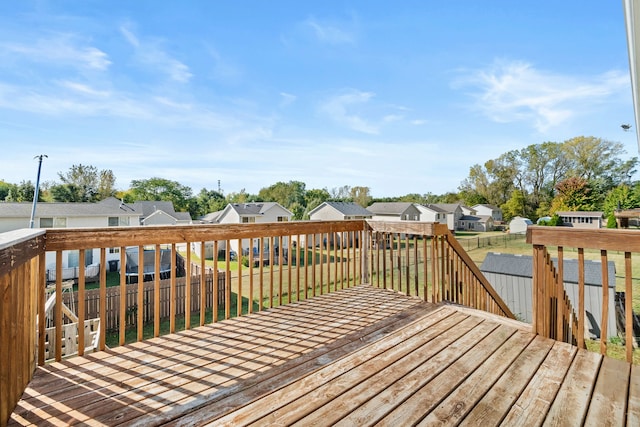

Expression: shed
xmin=508 ymin=216 xmax=533 ymax=234
xmin=480 ymin=252 xmax=617 ymax=339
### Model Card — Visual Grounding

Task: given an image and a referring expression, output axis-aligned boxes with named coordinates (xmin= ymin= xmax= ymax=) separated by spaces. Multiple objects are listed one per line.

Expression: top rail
xmin=1 ymin=219 xmax=515 ymax=425
xmin=527 ymin=225 xmax=638 ymax=363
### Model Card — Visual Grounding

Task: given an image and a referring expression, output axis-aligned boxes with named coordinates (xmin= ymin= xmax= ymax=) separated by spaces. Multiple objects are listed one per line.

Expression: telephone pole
xmin=29 ymin=154 xmax=47 ymax=228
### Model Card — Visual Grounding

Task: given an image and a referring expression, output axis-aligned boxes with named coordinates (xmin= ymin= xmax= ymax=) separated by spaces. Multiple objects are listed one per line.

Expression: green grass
xmin=104 ymin=292 xmax=260 ymax=348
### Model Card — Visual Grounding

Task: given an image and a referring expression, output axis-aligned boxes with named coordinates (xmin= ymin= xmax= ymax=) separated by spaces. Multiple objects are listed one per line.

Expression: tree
xmin=97 ymin=169 xmax=117 ymax=199
xmin=520 ymin=142 xmax=567 ymax=208
xmin=602 ymin=184 xmax=639 ymax=218
xmin=350 ymin=186 xmax=372 ymax=208
xmin=195 ymin=188 xmax=226 ymax=217
xmin=6 ymin=180 xmax=35 ymax=202
xmin=0 ymin=181 xmax=11 ymax=201
xmin=549 ymin=177 xmax=596 ymax=212
xmin=501 ymin=189 xmax=528 ymax=222
xmin=258 ymin=181 xmax=306 ymax=213
xmin=50 ymin=183 xmax=85 ymax=202
xmin=330 ymin=185 xmax=352 ymax=200
xmin=53 ymin=164 xmax=117 ymax=202
xmin=303 ymin=188 xmax=331 ymax=219
xmin=563 ymin=136 xmax=626 ymax=182
xmin=129 ymin=177 xmax=193 ymax=211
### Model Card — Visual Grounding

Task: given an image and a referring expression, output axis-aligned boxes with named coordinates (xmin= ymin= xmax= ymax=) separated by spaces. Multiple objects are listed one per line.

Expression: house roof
xmin=555 ymin=211 xmax=603 ymax=218
xmin=367 ymin=202 xmax=415 ymax=215
xmin=480 ymin=252 xmax=616 ymax=288
xmin=421 ymin=204 xmax=448 ymax=213
xmin=427 ymin=203 xmax=461 ymax=213
xmin=199 ymin=211 xmax=223 ymax=223
xmin=309 ymin=201 xmax=372 ymax=217
xmin=460 ymin=214 xmax=493 ymax=223
xmin=227 ymin=202 xmax=293 ymax=217
xmin=0 ymin=197 xmax=139 ymax=218
xmin=472 ymin=204 xmax=500 ymax=211
xmin=132 ymin=200 xmax=192 ymax=222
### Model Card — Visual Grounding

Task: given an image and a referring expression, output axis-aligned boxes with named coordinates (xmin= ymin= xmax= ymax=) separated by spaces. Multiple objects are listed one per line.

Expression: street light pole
xmin=29 ymin=154 xmax=47 ymax=228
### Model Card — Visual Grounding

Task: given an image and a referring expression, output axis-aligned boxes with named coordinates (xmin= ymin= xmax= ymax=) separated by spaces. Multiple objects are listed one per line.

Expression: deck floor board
xmin=8 ymin=285 xmax=640 ymax=426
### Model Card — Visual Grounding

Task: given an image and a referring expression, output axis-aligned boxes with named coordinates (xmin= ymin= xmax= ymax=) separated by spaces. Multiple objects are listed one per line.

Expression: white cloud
xmin=319 ymin=89 xmax=378 ymax=134
xmin=1 ymin=34 xmax=111 ymax=70
xmin=456 ymin=60 xmax=629 ymax=132
xmin=304 ymin=18 xmax=355 ymax=45
xmin=279 ymin=92 xmax=297 ymax=107
xmin=119 ymin=23 xmax=192 ymax=83
xmin=57 ymin=81 xmax=110 ymax=97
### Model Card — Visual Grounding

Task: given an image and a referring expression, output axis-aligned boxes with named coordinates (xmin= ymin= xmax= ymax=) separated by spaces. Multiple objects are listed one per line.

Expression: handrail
xmin=0 ymin=229 xmax=46 ymax=426
xmin=527 ymin=225 xmax=636 ymax=362
xmin=1 ymin=220 xmax=516 ymax=425
xmin=365 ymin=221 xmax=515 ymax=318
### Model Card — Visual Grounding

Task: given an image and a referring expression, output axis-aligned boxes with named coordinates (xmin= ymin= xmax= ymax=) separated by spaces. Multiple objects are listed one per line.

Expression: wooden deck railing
xmin=366 ymin=221 xmax=514 ymax=318
xmin=0 ymin=229 xmax=45 ymax=425
xmin=0 ymin=219 xmax=514 ymax=426
xmin=527 ymin=225 xmax=639 ymax=362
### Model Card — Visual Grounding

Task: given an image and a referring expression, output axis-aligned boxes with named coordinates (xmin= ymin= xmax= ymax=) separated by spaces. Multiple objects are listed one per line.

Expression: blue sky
xmin=0 ymin=1 xmax=637 ymax=198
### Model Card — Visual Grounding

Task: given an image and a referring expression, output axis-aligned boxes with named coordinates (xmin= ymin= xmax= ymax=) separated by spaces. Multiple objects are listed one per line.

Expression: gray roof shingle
xmin=480 ymin=252 xmax=615 ymax=288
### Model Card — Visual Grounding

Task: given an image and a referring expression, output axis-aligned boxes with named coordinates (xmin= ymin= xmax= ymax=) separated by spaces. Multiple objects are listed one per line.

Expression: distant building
xmin=367 ymin=202 xmax=421 ymax=222
xmin=481 ymin=252 xmax=617 ymax=339
xmin=509 ymin=216 xmax=533 ymax=234
xmin=308 ymin=201 xmax=372 ymax=221
xmin=556 ymin=211 xmax=603 ymax=229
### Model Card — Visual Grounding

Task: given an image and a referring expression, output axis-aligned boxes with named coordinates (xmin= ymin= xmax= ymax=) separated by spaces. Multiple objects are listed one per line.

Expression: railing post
xmin=532 ymin=244 xmax=545 ymax=337
xmin=362 ymin=226 xmax=370 ymax=285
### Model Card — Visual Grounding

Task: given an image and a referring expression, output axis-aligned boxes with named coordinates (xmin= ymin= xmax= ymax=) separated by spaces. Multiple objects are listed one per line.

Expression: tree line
xmin=1 ymin=135 xmax=637 ymax=224
xmin=457 ymin=136 xmax=639 ymax=225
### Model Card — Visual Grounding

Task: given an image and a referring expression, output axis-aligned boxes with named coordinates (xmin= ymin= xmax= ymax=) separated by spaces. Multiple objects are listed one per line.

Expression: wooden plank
xmin=11 ymin=287 xmax=426 ymax=425
xmin=332 ymin=319 xmax=499 ymax=426
xmin=70 ymin=293 xmax=433 ymax=426
xmin=44 ymin=221 xmax=370 ymax=251
xmin=584 ymin=356 xmax=631 ymax=426
xmin=417 ymin=330 xmax=535 ymax=426
xmin=527 ymin=225 xmax=640 ymax=252
xmin=628 ymin=364 xmax=640 ymax=426
xmin=542 ymin=349 xmax=602 ymax=426
xmin=211 ymin=309 xmax=466 ymax=426
xmin=500 ymin=341 xmax=577 ymax=425
xmin=459 ymin=335 xmax=554 ymax=426
xmin=378 ymin=323 xmax=518 ymax=426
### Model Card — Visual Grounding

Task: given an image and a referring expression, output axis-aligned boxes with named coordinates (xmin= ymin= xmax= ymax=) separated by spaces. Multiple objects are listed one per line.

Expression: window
xmin=109 ymin=217 xmax=130 ymax=226
xmin=242 ymin=217 xmax=255 ymax=223
xmin=68 ymin=249 xmax=93 ymax=268
xmin=40 ymin=218 xmax=53 ymax=228
xmin=109 ymin=247 xmax=120 ymax=254
xmin=39 ymin=217 xmax=67 ymax=228
xmin=277 ymin=216 xmax=288 ymax=222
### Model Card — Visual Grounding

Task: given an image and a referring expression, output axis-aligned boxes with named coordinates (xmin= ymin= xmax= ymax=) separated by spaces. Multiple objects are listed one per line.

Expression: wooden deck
xmin=8 ymin=285 xmax=640 ymax=426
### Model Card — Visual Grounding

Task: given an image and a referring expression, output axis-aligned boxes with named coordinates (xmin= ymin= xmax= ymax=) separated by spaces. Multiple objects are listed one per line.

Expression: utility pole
xmin=29 ymin=154 xmax=47 ymax=228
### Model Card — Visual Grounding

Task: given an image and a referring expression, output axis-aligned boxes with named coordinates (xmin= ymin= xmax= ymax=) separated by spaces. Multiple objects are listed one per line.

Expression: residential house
xmin=308 ymin=201 xmax=373 ymax=221
xmin=307 ymin=202 xmax=372 ymax=248
xmin=415 ymin=204 xmax=448 ymax=225
xmin=198 ymin=202 xmax=293 ymax=260
xmin=556 ymin=211 xmax=603 ymax=229
xmin=472 ymin=204 xmax=503 ymax=222
xmin=426 ymin=203 xmax=464 ymax=231
xmin=132 ymin=201 xmax=192 ymax=226
xmin=480 ymin=252 xmax=617 ymax=339
xmin=458 ymin=214 xmax=494 ymax=232
xmin=0 ymin=197 xmax=141 ymax=280
xmin=367 ymin=202 xmax=421 ymax=222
